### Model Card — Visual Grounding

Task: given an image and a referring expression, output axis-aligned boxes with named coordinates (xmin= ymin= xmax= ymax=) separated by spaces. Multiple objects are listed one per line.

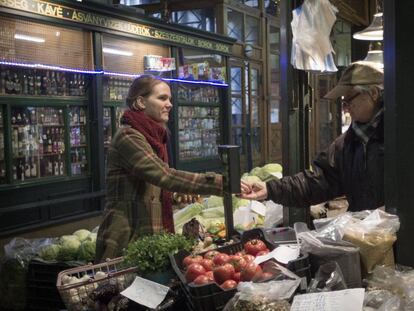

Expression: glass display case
xmin=69 ymin=106 xmax=88 ymax=176
xmin=0 ymin=105 xmax=5 ymax=184
xmin=10 ymin=106 xmax=66 ymax=182
xmin=0 ymin=64 xmax=91 ymax=183
xmin=173 ymin=48 xmax=227 ymax=171
xmin=178 ymin=96 xmax=221 ymax=160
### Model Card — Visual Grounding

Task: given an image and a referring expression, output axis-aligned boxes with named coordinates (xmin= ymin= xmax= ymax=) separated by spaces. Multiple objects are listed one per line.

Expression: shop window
xmin=227 ymin=9 xmax=244 ymax=42
xmin=270 ymin=99 xmax=280 ymax=123
xmin=246 ymin=16 xmax=260 ymax=46
xmin=0 ymin=106 xmax=5 ymax=184
xmin=172 ymin=9 xmax=216 ymax=32
xmin=0 ymin=16 xmax=92 ymax=70
xmin=332 ymin=20 xmax=352 ymax=67
xmin=234 ymin=0 xmax=259 ymax=8
xmin=232 ymin=97 xmax=243 ymax=125
xmin=176 ymin=48 xmax=226 ymax=82
xmin=265 ymin=0 xmax=281 ymax=17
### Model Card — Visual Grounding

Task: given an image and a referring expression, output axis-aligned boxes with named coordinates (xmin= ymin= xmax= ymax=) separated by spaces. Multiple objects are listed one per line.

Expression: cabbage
xmin=232 ymin=196 xmax=250 ymax=211
xmin=77 ymin=240 xmax=96 ymax=262
xmin=241 ymin=175 xmax=262 ymax=184
xmin=173 ymin=202 xmax=203 ymax=226
xmin=205 ymin=196 xmax=224 ymax=209
xmin=58 ymin=235 xmax=81 ymax=261
xmin=262 ymin=163 xmax=282 ymax=173
xmin=201 ymin=206 xmax=224 ymax=218
xmin=86 ymin=232 xmax=97 ymax=243
xmin=73 ymin=229 xmax=91 ymax=242
xmin=39 ymin=244 xmax=61 ymax=261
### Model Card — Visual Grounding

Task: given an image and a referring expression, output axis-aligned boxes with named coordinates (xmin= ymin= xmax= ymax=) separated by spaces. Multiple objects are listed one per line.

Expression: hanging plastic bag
xmin=291 ymin=0 xmax=338 ymax=72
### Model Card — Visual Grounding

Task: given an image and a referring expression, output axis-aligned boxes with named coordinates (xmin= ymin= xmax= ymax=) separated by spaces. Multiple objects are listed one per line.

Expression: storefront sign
xmin=0 ymin=0 xmax=231 ymax=54
xmin=144 ymin=55 xmax=176 ymax=71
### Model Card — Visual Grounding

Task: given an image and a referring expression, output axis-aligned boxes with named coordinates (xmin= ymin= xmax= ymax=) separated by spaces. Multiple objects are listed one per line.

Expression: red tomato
xmin=205 ymin=271 xmax=214 ymax=281
xmin=234 ymin=251 xmax=245 ymax=257
xmin=213 ymin=253 xmax=230 ymax=266
xmin=240 ymin=262 xmax=262 ymax=282
xmin=204 ymin=250 xmax=220 ymax=260
xmin=182 ymin=255 xmax=203 ymax=267
xmin=213 ymin=263 xmax=235 ymax=284
xmin=256 ymin=249 xmax=270 ymax=257
xmin=228 ymin=255 xmax=247 ymax=272
xmin=193 ymin=274 xmax=211 ymax=285
xmin=233 ymin=272 xmax=241 ymax=283
xmin=220 ymin=279 xmax=238 ymax=290
xmin=185 ymin=263 xmax=206 ymax=283
xmin=200 ymin=258 xmax=214 ymax=271
xmin=242 ymin=254 xmax=255 ymax=263
xmin=244 ymin=239 xmax=267 ymax=256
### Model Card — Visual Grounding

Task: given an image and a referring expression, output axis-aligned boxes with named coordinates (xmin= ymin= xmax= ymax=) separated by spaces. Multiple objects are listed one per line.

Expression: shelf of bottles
xmin=177 ymin=84 xmax=220 ymax=105
xmin=0 ymin=65 xmax=87 ymax=97
xmin=178 ymin=106 xmax=220 ymax=160
xmin=0 ymin=106 xmax=5 ymax=184
xmin=69 ymin=106 xmax=88 ymax=176
xmin=11 ymin=107 xmax=66 ymax=182
xmin=176 ymin=83 xmax=221 ymax=161
xmin=103 ymin=76 xmax=133 ymax=101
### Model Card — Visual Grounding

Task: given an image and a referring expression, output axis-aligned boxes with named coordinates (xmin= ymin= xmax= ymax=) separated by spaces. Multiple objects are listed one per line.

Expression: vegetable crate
xmin=26 ymin=259 xmax=84 ymax=311
xmin=56 ymin=257 xmax=137 ymax=311
xmin=170 ymin=228 xmax=311 ymax=311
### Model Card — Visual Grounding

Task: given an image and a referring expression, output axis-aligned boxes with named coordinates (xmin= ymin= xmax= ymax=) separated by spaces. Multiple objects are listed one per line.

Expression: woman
xmin=96 ymin=75 xmax=239 ymax=262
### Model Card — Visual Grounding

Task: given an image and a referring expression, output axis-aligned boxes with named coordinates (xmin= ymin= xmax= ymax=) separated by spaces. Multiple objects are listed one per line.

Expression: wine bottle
xmin=54 ymin=160 xmax=59 ymax=176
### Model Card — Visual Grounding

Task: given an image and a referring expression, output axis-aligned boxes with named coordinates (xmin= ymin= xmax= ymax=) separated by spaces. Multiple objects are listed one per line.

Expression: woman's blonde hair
xmin=125 ymin=75 xmax=168 ymax=110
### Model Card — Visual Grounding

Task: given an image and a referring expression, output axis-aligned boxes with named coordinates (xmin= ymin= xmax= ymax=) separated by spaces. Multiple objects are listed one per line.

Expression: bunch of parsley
xmin=123 ymin=232 xmax=194 ymax=274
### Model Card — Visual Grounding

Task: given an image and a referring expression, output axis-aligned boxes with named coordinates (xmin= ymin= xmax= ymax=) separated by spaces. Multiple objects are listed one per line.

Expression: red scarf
xmin=122 ymin=110 xmax=174 ymax=233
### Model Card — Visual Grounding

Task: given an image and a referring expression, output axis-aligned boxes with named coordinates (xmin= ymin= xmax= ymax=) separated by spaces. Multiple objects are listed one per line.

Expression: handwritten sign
xmin=291 ymin=288 xmax=365 ymax=311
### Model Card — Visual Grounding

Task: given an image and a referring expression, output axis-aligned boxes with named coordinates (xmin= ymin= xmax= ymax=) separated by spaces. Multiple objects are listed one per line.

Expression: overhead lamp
xmin=103 ymin=47 xmax=133 ymax=57
xmin=363 ymin=41 xmax=383 ymax=69
xmin=353 ymin=12 xmax=383 ymax=41
xmin=14 ymin=34 xmax=45 ymax=43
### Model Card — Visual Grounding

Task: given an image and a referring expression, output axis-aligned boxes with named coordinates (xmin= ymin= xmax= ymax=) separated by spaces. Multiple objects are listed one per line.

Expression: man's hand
xmin=239 ymin=181 xmax=268 ymax=201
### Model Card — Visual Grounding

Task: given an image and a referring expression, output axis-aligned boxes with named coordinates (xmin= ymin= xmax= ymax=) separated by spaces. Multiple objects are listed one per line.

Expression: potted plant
xmin=123 ymin=232 xmax=194 ymax=284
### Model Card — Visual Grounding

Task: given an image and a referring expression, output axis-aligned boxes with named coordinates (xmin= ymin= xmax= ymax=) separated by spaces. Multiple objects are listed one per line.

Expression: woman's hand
xmin=239 ymin=181 xmax=268 ymax=201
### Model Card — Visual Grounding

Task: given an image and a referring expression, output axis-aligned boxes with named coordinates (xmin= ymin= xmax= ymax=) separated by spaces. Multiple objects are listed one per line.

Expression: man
xmin=241 ymin=61 xmax=384 ymax=212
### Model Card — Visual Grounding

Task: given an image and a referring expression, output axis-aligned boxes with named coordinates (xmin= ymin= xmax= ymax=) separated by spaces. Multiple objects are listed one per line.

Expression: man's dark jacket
xmin=267 ymin=117 xmax=384 ymax=211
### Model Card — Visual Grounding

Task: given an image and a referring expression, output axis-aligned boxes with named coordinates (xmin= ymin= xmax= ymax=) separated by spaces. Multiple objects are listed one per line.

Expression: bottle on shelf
xmin=31 ymin=157 xmax=37 ymax=177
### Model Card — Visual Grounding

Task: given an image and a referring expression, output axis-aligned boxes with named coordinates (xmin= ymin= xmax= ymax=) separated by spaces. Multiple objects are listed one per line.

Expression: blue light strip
xmin=1 ymin=62 xmax=229 ymax=87
xmin=104 ymin=71 xmax=228 ymax=87
xmin=165 ymin=78 xmax=228 ymax=87
xmin=0 ymin=61 xmax=102 ymax=74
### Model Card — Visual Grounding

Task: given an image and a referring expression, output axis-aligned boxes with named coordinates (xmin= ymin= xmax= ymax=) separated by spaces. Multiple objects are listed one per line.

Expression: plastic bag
xmin=291 ymin=0 xmax=338 ymax=72
xmin=308 ymin=261 xmax=347 ymax=293
xmin=343 ymin=209 xmax=400 ymax=274
xmin=264 ymin=200 xmax=283 ymax=228
xmin=298 ymin=231 xmax=362 ymax=288
xmin=223 ymin=279 xmax=300 ymax=311
xmin=363 ymin=289 xmax=402 ymax=311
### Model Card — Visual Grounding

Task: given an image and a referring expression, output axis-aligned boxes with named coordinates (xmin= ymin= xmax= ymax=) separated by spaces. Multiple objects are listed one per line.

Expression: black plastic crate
xmin=170 ymin=228 xmax=311 ymax=311
xmin=26 ymin=259 xmax=83 ymax=311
